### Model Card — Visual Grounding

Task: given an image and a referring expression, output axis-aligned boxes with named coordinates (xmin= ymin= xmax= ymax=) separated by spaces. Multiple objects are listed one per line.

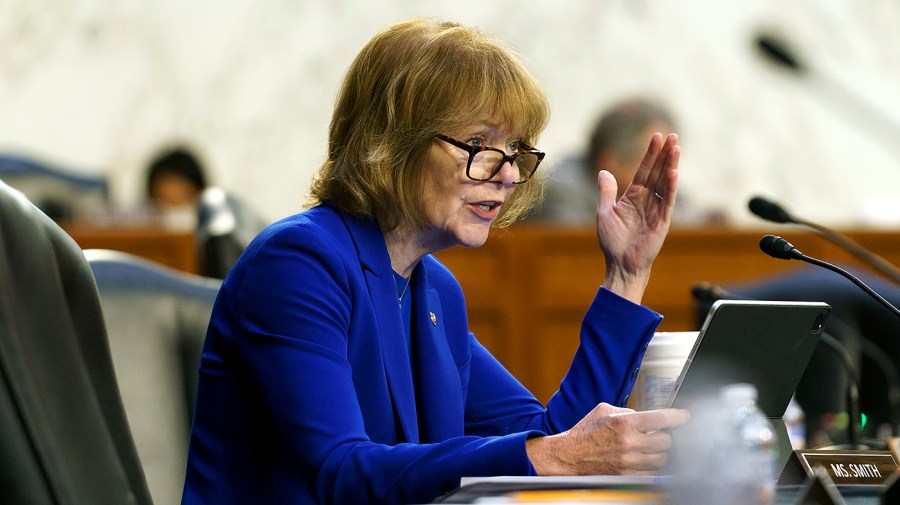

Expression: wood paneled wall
xmin=435 ymin=224 xmax=900 ymax=403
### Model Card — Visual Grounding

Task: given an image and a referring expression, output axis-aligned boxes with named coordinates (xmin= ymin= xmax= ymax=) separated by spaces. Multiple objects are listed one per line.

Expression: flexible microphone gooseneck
xmin=759 ymin=235 xmax=900 ymax=320
xmin=691 ymin=281 xmax=865 ymax=447
xmin=749 ymin=196 xmax=900 ymax=285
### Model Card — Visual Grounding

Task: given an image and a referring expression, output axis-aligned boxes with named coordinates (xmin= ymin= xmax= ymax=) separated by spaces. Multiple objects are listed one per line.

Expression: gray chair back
xmin=86 ymin=249 xmax=220 ymax=505
xmin=0 ymin=180 xmax=152 ymax=504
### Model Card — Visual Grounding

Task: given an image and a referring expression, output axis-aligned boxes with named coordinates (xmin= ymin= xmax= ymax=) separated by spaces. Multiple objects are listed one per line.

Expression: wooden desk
xmin=62 ymin=223 xmax=198 ymax=274
xmin=434 ymin=224 xmax=900 ymax=403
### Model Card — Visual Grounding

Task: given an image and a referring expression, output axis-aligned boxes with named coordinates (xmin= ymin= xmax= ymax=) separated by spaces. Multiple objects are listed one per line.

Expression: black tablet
xmin=665 ymin=299 xmax=831 ymax=419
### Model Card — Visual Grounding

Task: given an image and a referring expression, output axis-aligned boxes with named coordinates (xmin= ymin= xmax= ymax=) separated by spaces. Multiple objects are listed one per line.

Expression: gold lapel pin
xmin=429 ymin=312 xmax=437 ymax=325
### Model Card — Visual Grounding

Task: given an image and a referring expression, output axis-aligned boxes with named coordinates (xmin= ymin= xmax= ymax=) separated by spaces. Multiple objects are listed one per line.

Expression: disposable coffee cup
xmin=632 ymin=331 xmax=699 ymax=411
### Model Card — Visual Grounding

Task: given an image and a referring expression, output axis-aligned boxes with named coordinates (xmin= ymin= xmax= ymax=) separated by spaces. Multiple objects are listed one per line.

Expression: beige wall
xmin=1 ymin=0 xmax=899 ymax=227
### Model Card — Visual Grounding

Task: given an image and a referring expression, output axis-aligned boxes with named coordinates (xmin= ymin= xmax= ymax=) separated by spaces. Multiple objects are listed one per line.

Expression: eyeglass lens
xmin=470 ymin=150 xmax=540 ymax=182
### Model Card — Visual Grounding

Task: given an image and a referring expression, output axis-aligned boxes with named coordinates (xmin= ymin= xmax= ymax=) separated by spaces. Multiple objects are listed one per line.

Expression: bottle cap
xmin=719 ymin=383 xmax=758 ymax=403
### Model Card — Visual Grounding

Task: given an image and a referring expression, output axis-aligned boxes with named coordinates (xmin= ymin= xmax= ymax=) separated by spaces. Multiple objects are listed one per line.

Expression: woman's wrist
xmin=603 ymin=266 xmax=651 ymax=305
xmin=525 ymin=433 xmax=570 ymax=476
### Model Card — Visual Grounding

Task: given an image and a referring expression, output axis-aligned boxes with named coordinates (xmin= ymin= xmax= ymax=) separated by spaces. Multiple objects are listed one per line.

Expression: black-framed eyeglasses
xmin=435 ymin=133 xmax=545 ymax=184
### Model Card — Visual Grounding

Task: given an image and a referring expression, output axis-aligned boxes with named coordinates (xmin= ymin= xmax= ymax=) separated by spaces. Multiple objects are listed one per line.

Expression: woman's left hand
xmin=595 ymin=132 xmax=680 ymax=304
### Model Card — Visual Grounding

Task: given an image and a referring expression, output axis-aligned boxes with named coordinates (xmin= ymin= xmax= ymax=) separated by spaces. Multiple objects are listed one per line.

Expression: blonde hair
xmin=307 ymin=17 xmax=550 ymax=230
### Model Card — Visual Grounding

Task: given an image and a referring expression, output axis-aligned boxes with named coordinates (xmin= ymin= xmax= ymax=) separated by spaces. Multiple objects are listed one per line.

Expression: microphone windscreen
xmin=691 ymin=282 xmax=739 ymax=302
xmin=755 ymin=33 xmax=805 ymax=74
xmin=748 ymin=196 xmax=794 ymax=223
xmin=759 ymin=234 xmax=798 ymax=260
xmin=691 ymin=282 xmax=716 ymax=302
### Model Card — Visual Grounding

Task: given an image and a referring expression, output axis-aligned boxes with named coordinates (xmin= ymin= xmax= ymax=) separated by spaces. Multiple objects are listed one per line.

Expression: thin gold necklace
xmin=395 ymin=274 xmax=411 ymax=308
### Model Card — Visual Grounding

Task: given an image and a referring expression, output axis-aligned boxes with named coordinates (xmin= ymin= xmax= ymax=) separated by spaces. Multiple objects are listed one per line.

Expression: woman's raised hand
xmin=595 ymin=133 xmax=680 ymax=304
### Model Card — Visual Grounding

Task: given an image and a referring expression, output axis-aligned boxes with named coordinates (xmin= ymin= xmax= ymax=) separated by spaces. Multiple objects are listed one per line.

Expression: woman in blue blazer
xmin=183 ymin=17 xmax=688 ymax=505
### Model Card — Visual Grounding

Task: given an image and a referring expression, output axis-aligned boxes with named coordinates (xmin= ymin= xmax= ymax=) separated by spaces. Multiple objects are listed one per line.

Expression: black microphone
xmin=690 ymin=281 xmax=736 ymax=303
xmin=755 ymin=33 xmax=805 ymax=75
xmin=749 ymin=196 xmax=900 ymax=285
xmin=748 ymin=196 xmax=793 ymax=224
xmin=759 ymin=235 xmax=900 ymax=320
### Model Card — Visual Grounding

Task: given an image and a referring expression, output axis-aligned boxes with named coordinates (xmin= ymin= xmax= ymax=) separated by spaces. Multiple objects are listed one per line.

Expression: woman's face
xmin=417 ymin=122 xmax=522 ymax=251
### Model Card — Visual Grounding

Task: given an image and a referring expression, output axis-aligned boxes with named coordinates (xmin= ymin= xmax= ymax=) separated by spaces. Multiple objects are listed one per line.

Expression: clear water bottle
xmin=665 ymin=383 xmax=777 ymax=505
xmin=783 ymin=395 xmax=806 ymax=450
xmin=715 ymin=383 xmax=778 ymax=505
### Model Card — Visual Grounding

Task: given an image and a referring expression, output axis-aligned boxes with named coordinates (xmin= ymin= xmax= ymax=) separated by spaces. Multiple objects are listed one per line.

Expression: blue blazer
xmin=182 ymin=205 xmax=662 ymax=505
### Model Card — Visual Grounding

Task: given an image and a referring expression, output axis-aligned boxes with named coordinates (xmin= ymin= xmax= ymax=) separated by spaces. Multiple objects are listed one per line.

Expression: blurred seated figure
xmin=144 ymin=145 xmax=266 ymax=278
xmin=146 ymin=146 xmax=208 ymax=208
xmin=699 ymin=266 xmax=900 ymax=448
xmin=0 ymin=153 xmax=108 ymax=222
xmin=145 ymin=146 xmax=209 ymax=231
xmin=529 ymin=97 xmax=723 ymax=225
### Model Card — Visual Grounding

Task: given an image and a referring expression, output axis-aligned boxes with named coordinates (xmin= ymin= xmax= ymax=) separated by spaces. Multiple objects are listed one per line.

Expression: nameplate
xmin=778 ymin=449 xmax=899 ymax=486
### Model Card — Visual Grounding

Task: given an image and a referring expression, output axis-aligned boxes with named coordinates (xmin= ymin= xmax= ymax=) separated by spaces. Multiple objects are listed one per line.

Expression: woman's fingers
xmin=596 ymin=170 xmax=619 ymax=212
xmin=629 ymin=408 xmax=692 ymax=433
xmin=630 ymin=132 xmax=664 ymax=188
xmin=645 ymin=133 xmax=679 ymax=196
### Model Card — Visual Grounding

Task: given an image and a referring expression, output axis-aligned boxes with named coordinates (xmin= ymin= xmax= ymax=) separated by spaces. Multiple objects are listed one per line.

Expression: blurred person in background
xmin=531 ymin=96 xmax=723 ymax=226
xmin=145 ymin=146 xmax=208 ymax=211
xmin=144 ymin=145 xmax=267 ymax=278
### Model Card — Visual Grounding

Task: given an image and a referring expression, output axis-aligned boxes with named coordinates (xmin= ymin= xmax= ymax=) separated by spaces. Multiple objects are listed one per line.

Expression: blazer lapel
xmin=344 ymin=214 xmax=419 ymax=443
xmin=410 ymin=269 xmax=464 ymax=442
